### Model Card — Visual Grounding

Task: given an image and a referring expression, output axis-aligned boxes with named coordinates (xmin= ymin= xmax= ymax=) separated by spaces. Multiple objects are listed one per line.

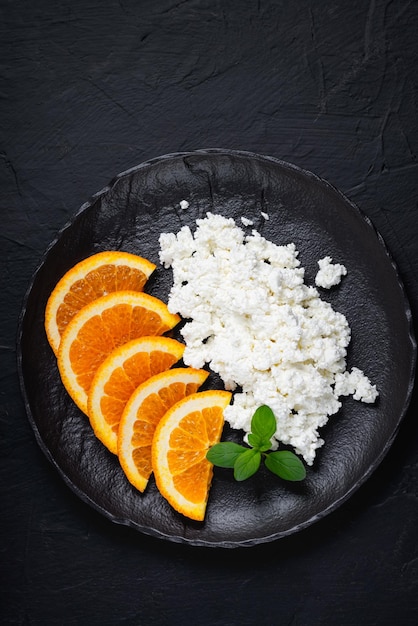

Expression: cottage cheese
xmin=159 ymin=212 xmax=378 ymax=465
xmin=315 ymin=256 xmax=347 ymax=289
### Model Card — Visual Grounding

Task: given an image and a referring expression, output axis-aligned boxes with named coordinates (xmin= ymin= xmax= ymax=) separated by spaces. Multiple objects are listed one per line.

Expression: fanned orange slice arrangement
xmin=88 ymin=336 xmax=185 ymax=454
xmin=57 ymin=290 xmax=180 ymax=414
xmin=45 ymin=251 xmax=156 ymax=355
xmin=152 ymin=390 xmax=232 ymax=521
xmin=45 ymin=251 xmax=233 ymax=521
xmin=118 ymin=367 xmax=209 ymax=493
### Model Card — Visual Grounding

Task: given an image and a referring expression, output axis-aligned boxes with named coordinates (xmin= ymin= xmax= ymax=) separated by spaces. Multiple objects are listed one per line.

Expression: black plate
xmin=17 ymin=149 xmax=416 ymax=547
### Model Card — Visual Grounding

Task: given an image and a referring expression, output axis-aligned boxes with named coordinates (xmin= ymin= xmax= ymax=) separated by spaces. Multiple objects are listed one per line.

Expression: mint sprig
xmin=206 ymin=405 xmax=306 ymax=482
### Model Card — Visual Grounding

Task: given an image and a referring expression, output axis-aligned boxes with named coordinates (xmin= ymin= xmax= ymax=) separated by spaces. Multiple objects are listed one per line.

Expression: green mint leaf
xmin=206 ymin=442 xmax=247 ymax=468
xmin=247 ymin=432 xmax=262 ymax=449
xmin=265 ymin=450 xmax=306 ymax=482
xmin=247 ymin=433 xmax=271 ymax=452
xmin=233 ymin=448 xmax=261 ymax=481
xmin=250 ymin=405 xmax=277 ymax=445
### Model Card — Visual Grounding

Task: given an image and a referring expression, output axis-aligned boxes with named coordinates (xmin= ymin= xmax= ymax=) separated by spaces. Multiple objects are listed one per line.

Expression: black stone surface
xmin=2 ymin=1 xmax=418 ymax=624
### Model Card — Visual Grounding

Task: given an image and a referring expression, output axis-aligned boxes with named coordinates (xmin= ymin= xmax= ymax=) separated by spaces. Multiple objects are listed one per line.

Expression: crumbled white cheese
xmin=334 ymin=367 xmax=378 ymax=403
xmin=159 ymin=212 xmax=378 ymax=466
xmin=179 ymin=199 xmax=189 ymax=210
xmin=315 ymin=256 xmax=347 ymax=289
xmin=240 ymin=216 xmax=254 ymax=226
xmin=261 ymin=211 xmax=269 ymax=220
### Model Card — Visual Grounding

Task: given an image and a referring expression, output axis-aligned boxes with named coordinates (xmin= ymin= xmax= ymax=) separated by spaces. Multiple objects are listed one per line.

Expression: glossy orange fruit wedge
xmin=57 ymin=291 xmax=180 ymax=414
xmin=118 ymin=367 xmax=209 ymax=493
xmin=88 ymin=336 xmax=185 ymax=454
xmin=152 ymin=390 xmax=232 ymax=521
xmin=45 ymin=251 xmax=156 ymax=354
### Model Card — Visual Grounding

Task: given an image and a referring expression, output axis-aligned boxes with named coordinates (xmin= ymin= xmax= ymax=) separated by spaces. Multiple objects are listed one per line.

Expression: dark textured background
xmin=1 ymin=1 xmax=418 ymax=624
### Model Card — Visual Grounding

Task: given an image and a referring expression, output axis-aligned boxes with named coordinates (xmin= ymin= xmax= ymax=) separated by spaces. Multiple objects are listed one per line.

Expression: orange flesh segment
xmin=56 ymin=264 xmax=150 ymax=334
xmin=70 ymin=300 xmax=176 ymax=395
xmin=168 ymin=406 xmax=225 ymax=503
xmin=101 ymin=350 xmax=183 ymax=433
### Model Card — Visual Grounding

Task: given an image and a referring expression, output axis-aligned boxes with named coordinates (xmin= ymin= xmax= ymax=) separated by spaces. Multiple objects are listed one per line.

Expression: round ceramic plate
xmin=17 ymin=149 xmax=416 ymax=548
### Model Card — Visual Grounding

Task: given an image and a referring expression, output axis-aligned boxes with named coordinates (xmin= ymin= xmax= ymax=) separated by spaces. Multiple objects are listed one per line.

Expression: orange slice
xmin=152 ymin=390 xmax=232 ymax=521
xmin=57 ymin=291 xmax=180 ymax=414
xmin=118 ymin=368 xmax=209 ymax=493
xmin=88 ymin=336 xmax=185 ymax=454
xmin=45 ymin=251 xmax=156 ymax=354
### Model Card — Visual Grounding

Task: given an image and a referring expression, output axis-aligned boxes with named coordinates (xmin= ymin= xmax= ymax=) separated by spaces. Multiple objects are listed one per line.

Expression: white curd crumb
xmin=240 ymin=216 xmax=254 ymax=226
xmin=315 ymin=256 xmax=347 ymax=289
xmin=334 ymin=367 xmax=379 ymax=403
xmin=179 ymin=199 xmax=189 ymax=210
xmin=261 ymin=211 xmax=269 ymax=220
xmin=159 ymin=212 xmax=378 ymax=466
